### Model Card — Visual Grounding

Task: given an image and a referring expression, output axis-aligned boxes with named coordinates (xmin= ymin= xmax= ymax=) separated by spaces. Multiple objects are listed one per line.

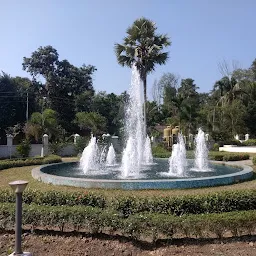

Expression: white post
xmin=74 ymin=134 xmax=80 ymax=144
xmin=7 ymin=134 xmax=14 ymax=159
xmin=205 ymin=134 xmax=209 ymax=141
xmin=245 ymin=134 xmax=249 ymax=141
xmin=41 ymin=134 xmax=49 ymax=157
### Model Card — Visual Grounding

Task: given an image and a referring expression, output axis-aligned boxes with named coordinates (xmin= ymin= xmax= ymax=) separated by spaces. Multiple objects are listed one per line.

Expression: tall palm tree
xmin=213 ymin=76 xmax=241 ymax=106
xmin=114 ymin=17 xmax=171 ymax=131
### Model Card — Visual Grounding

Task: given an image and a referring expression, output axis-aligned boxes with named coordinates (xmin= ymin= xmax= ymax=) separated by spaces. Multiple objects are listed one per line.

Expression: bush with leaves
xmin=208 ymin=152 xmax=250 ymax=161
xmin=0 ymin=203 xmax=256 ymax=241
xmin=152 ymin=144 xmax=171 ymax=158
xmin=74 ymin=136 xmax=89 ymax=154
xmin=0 ymin=155 xmax=61 ymax=170
xmin=212 ymin=143 xmax=220 ymax=151
xmin=242 ymin=139 xmax=256 ymax=146
xmin=1 ymin=189 xmax=255 ymax=216
xmin=16 ymin=140 xmax=31 ymax=158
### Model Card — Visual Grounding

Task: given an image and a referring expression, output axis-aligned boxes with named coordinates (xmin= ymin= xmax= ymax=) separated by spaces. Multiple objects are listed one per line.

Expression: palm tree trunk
xmin=143 ymin=76 xmax=147 ymax=136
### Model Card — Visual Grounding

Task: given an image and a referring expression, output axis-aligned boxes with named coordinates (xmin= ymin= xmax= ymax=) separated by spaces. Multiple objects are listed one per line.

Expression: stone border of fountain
xmin=32 ymin=161 xmax=253 ymax=190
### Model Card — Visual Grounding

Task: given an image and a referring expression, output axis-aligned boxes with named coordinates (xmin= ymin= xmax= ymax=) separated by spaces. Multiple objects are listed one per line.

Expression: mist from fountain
xmin=99 ymin=145 xmax=108 ymax=165
xmin=80 ymin=136 xmax=99 ymax=174
xmin=106 ymin=144 xmax=117 ymax=166
xmin=143 ymin=135 xmax=153 ymax=164
xmin=121 ymin=64 xmax=146 ymax=178
xmin=193 ymin=128 xmax=209 ymax=171
xmin=168 ymin=133 xmax=187 ymax=176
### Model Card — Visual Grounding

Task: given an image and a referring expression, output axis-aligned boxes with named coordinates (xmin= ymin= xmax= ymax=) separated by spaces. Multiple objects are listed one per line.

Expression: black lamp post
xmin=9 ymin=180 xmax=32 ymax=256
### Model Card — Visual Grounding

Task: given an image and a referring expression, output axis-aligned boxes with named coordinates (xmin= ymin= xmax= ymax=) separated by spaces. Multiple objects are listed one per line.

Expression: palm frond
xmin=153 ymin=52 xmax=169 ymax=65
xmin=117 ymin=55 xmax=134 ymax=67
xmin=115 ymin=17 xmax=170 ymax=75
xmin=114 ymin=43 xmax=125 ymax=56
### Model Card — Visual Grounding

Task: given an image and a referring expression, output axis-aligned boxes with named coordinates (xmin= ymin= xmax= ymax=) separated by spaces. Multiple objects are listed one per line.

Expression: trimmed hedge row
xmin=153 ymin=150 xmax=250 ymax=161
xmin=1 ymin=189 xmax=256 ymax=216
xmin=110 ymin=191 xmax=256 ymax=217
xmin=208 ymin=152 xmax=250 ymax=161
xmin=0 ymin=155 xmax=62 ymax=170
xmin=242 ymin=139 xmax=256 ymax=146
xmin=0 ymin=189 xmax=106 ymax=208
xmin=0 ymin=203 xmax=255 ymax=241
xmin=153 ymin=152 xmax=171 ymax=158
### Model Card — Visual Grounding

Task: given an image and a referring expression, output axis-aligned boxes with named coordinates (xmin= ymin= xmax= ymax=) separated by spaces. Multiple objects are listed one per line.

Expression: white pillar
xmin=245 ymin=134 xmax=249 ymax=141
xmin=41 ymin=134 xmax=49 ymax=157
xmin=74 ymin=134 xmax=80 ymax=144
xmin=205 ymin=134 xmax=209 ymax=141
xmin=7 ymin=134 xmax=14 ymax=159
xmin=234 ymin=134 xmax=239 ymax=140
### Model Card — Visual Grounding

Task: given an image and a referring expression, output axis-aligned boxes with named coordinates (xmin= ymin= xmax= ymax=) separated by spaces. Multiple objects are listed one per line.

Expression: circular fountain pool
xmin=32 ymin=159 xmax=253 ymax=190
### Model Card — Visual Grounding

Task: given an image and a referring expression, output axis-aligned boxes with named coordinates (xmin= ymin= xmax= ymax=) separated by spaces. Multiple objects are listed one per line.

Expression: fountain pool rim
xmin=32 ymin=160 xmax=253 ymax=190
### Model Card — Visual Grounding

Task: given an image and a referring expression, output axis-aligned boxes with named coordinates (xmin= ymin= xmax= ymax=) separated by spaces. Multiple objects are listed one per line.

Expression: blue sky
xmin=1 ymin=0 xmax=256 ymax=97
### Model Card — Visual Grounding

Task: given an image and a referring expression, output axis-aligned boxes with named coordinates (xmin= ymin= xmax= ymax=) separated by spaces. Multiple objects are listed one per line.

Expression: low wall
xmin=0 ymin=144 xmax=43 ymax=158
xmin=219 ymin=145 xmax=256 ymax=153
xmin=58 ymin=144 xmax=76 ymax=156
xmin=0 ymin=144 xmax=76 ymax=158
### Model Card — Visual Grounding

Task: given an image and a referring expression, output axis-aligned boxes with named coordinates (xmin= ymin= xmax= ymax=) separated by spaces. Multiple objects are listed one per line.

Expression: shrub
xmin=212 ymin=143 xmax=220 ymax=151
xmin=1 ymin=189 xmax=256 ymax=216
xmin=75 ymin=136 xmax=89 ymax=154
xmin=208 ymin=152 xmax=249 ymax=161
xmin=49 ymin=142 xmax=65 ymax=155
xmin=253 ymin=156 xmax=256 ymax=166
xmin=223 ymin=154 xmax=250 ymax=161
xmin=0 ymin=155 xmax=61 ymax=170
xmin=110 ymin=190 xmax=256 ymax=216
xmin=16 ymin=140 xmax=31 ymax=158
xmin=153 ymin=152 xmax=172 ymax=158
xmin=0 ymin=189 xmax=106 ymax=208
xmin=242 ymin=139 xmax=256 ymax=146
xmin=218 ymin=139 xmax=242 ymax=147
xmin=0 ymin=202 xmax=255 ymax=241
xmin=152 ymin=145 xmax=171 ymax=158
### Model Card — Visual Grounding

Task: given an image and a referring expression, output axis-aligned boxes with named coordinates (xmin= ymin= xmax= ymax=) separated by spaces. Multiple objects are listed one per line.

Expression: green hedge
xmin=153 ymin=152 xmax=172 ymax=158
xmin=0 ymin=203 xmax=255 ymax=241
xmin=242 ymin=139 xmax=256 ymax=146
xmin=152 ymin=145 xmax=171 ymax=158
xmin=153 ymin=150 xmax=250 ymax=161
xmin=110 ymin=190 xmax=256 ymax=217
xmin=0 ymin=155 xmax=62 ymax=170
xmin=1 ymin=189 xmax=256 ymax=216
xmin=208 ymin=152 xmax=250 ymax=161
xmin=0 ymin=189 xmax=106 ymax=208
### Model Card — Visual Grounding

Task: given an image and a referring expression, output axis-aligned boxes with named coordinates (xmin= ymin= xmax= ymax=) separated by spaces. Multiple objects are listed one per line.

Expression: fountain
xmin=33 ymin=65 xmax=253 ymax=189
xmin=106 ymin=144 xmax=117 ymax=166
xmin=193 ymin=128 xmax=210 ymax=171
xmin=79 ymin=136 xmax=99 ymax=174
xmin=121 ymin=64 xmax=147 ymax=178
xmin=168 ymin=133 xmax=187 ymax=176
xmin=143 ymin=135 xmax=153 ymax=165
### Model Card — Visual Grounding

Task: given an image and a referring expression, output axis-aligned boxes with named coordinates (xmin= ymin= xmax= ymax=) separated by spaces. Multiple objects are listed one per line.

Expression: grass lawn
xmin=0 ymin=156 xmax=255 ymax=198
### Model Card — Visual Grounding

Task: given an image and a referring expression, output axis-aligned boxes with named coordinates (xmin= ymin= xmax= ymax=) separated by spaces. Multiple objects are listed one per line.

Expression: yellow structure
xmin=163 ymin=125 xmax=180 ymax=148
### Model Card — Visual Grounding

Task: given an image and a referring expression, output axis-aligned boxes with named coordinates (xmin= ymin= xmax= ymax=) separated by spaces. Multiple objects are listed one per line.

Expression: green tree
xmin=22 ymin=46 xmax=96 ymax=133
xmin=75 ymin=112 xmax=107 ymax=135
xmin=91 ymin=92 xmax=124 ymax=135
xmin=0 ymin=73 xmax=38 ymax=143
xmin=28 ymin=109 xmax=60 ymax=140
xmin=114 ymin=17 xmax=171 ymax=130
